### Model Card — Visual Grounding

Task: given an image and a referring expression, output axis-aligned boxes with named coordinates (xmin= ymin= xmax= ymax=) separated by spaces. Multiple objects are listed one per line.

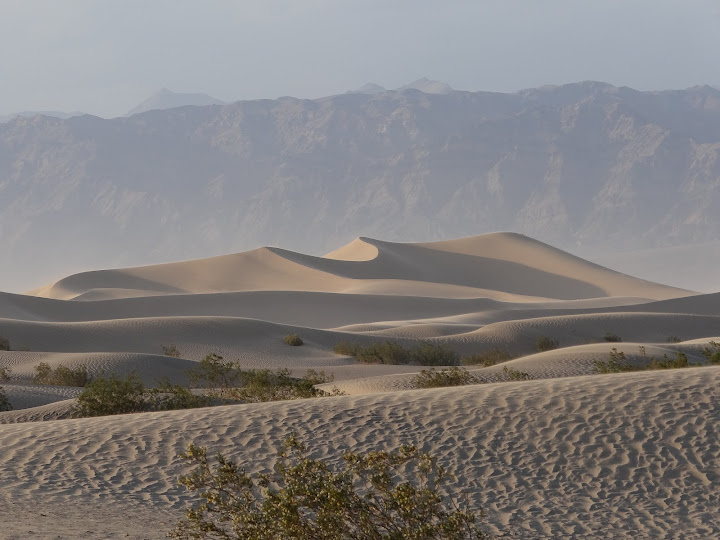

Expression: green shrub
xmin=594 ymin=348 xmax=699 ymax=374
xmin=666 ymin=336 xmax=682 ymax=343
xmin=0 ymin=366 xmax=11 ymax=383
xmin=535 ymin=336 xmax=559 ymax=352
xmin=333 ymin=341 xmax=360 ymax=356
xmin=501 ymin=366 xmax=532 ymax=381
xmin=33 ymin=362 xmax=90 ymax=387
xmin=171 ymin=434 xmax=488 ymax=539
xmin=702 ymin=341 xmax=720 ymax=364
xmin=334 ymin=341 xmax=459 ymax=366
xmin=0 ymin=386 xmax=11 ymax=412
xmin=186 ymin=354 xmax=242 ymax=399
xmin=461 ymin=349 xmax=512 ymax=367
xmin=603 ymin=332 xmax=622 ymax=343
xmin=283 ymin=334 xmax=304 ymax=346
xmin=0 ymin=336 xmax=9 ymax=351
xmin=75 ymin=374 xmax=212 ymax=417
xmin=162 ymin=344 xmax=182 ymax=358
xmin=412 ymin=367 xmax=482 ymax=389
xmin=231 ymin=368 xmax=339 ymax=402
xmin=75 ymin=373 xmax=146 ymax=416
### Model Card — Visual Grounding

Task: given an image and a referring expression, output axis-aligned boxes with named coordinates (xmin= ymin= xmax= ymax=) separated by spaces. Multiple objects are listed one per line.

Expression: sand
xmin=1 ymin=232 xmax=719 ymax=538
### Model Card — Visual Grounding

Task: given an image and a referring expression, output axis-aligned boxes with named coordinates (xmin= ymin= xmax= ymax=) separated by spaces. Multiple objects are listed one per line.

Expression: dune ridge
xmin=2 ymin=232 xmax=719 ymax=538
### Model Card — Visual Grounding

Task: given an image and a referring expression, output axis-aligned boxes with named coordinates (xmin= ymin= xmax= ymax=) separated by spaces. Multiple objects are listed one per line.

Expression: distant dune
xmin=2 ymin=232 xmax=720 ymax=538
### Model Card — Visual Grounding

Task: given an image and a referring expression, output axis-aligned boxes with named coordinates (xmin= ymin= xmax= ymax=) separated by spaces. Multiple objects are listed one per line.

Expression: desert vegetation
xmin=333 ymin=340 xmax=459 ymax=366
xmin=500 ymin=366 xmax=533 ymax=381
xmin=461 ymin=348 xmax=512 ymax=367
xmin=593 ymin=347 xmax=700 ymax=374
xmin=283 ymin=333 xmax=304 ymax=346
xmin=0 ymin=386 xmax=11 ymax=411
xmin=603 ymin=332 xmax=622 ymax=343
xmin=535 ymin=336 xmax=559 ymax=352
xmin=0 ymin=336 xmax=9 ymax=351
xmin=34 ymin=362 xmax=90 ymax=387
xmin=0 ymin=366 xmax=10 ymax=382
xmin=412 ymin=367 xmax=482 ymax=389
xmin=171 ymin=433 xmax=488 ymax=539
xmin=162 ymin=344 xmax=182 ymax=358
xmin=73 ymin=355 xmax=344 ymax=417
xmin=702 ymin=341 xmax=720 ymax=363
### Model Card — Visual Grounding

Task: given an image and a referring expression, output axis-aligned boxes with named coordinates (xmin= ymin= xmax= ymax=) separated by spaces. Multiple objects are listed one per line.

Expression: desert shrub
xmin=334 ymin=341 xmax=459 ymax=366
xmin=412 ymin=367 xmax=482 ymax=389
xmin=0 ymin=366 xmax=11 ymax=382
xmin=535 ymin=336 xmax=559 ymax=352
xmin=75 ymin=373 xmax=147 ymax=416
xmin=651 ymin=351 xmax=692 ymax=369
xmin=501 ymin=366 xmax=532 ymax=381
xmin=702 ymin=341 xmax=720 ymax=364
xmin=666 ymin=336 xmax=682 ymax=343
xmin=593 ymin=348 xmax=634 ymax=373
xmin=594 ymin=348 xmax=699 ymax=374
xmin=0 ymin=336 xmax=9 ymax=351
xmin=603 ymin=332 xmax=622 ymax=343
xmin=75 ymin=374 xmax=213 ymax=417
xmin=171 ymin=434 xmax=488 ymax=539
xmin=461 ymin=349 xmax=512 ymax=367
xmin=162 ymin=344 xmax=182 ymax=358
xmin=333 ymin=341 xmax=360 ymax=356
xmin=186 ymin=354 xmax=242 ymax=399
xmin=0 ymin=386 xmax=11 ymax=412
xmin=283 ymin=333 xmax=304 ymax=346
xmin=33 ymin=362 xmax=90 ymax=387
xmin=231 ymin=368 xmax=339 ymax=402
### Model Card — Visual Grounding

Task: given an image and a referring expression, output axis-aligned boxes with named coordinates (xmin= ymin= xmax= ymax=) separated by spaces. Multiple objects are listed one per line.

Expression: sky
xmin=1 ymin=0 xmax=720 ymax=117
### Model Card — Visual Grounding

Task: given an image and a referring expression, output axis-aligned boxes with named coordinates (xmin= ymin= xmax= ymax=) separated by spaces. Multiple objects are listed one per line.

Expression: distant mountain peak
xmin=396 ymin=78 xmax=455 ymax=94
xmin=347 ymin=83 xmax=387 ymax=95
xmin=126 ymin=88 xmax=225 ymax=116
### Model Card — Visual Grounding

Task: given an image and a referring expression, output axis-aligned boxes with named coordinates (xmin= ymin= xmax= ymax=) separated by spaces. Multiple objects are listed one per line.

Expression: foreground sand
xmin=1 ymin=232 xmax=719 ymax=538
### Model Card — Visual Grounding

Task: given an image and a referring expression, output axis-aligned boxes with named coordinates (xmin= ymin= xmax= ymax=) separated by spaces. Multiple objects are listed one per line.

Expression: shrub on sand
xmin=171 ymin=433 xmax=489 ymax=539
xmin=162 ymin=344 xmax=182 ymax=358
xmin=461 ymin=349 xmax=512 ymax=367
xmin=0 ymin=336 xmax=9 ymax=351
xmin=333 ymin=341 xmax=459 ymax=366
xmin=283 ymin=333 xmax=304 ymax=346
xmin=33 ymin=362 xmax=90 ymax=387
xmin=412 ymin=366 xmax=482 ymax=389
xmin=0 ymin=386 xmax=11 ymax=412
xmin=535 ymin=336 xmax=559 ymax=352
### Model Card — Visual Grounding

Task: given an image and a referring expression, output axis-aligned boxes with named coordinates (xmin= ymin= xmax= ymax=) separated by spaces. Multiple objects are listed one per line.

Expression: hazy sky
xmin=2 ymin=0 xmax=719 ymax=117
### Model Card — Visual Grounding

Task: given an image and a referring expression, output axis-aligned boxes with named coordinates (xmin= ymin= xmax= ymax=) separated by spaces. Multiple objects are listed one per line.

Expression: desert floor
xmin=2 ymin=232 xmax=719 ymax=539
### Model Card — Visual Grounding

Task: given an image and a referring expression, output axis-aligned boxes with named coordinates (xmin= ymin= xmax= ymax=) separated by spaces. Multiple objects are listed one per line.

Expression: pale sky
xmin=1 ymin=0 xmax=719 ymax=117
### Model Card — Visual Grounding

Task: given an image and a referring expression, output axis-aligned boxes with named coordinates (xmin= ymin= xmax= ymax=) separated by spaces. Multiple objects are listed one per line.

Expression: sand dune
xmin=4 ymin=368 xmax=720 ymax=538
xmin=2 ymin=232 xmax=719 ymax=538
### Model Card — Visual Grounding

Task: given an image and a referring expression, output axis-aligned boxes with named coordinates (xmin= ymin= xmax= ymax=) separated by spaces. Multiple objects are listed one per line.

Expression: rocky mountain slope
xmin=1 ymin=81 xmax=719 ymax=292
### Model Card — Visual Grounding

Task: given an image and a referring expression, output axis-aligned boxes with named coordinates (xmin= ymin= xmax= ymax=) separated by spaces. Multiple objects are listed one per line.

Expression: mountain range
xmin=1 ymin=80 xmax=720 ymax=292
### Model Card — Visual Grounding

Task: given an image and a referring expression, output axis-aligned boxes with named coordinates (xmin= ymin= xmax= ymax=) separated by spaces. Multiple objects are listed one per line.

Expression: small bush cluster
xmin=666 ymin=336 xmax=683 ymax=343
xmin=34 ymin=362 xmax=90 ymax=387
xmin=75 ymin=374 xmax=211 ymax=417
xmin=0 ymin=366 xmax=11 ymax=382
xmin=0 ymin=336 xmax=9 ymax=351
xmin=603 ymin=332 xmax=622 ymax=343
xmin=500 ymin=366 xmax=533 ymax=381
xmin=0 ymin=386 xmax=11 ymax=412
xmin=333 ymin=341 xmax=459 ymax=366
xmin=171 ymin=434 xmax=488 ymax=539
xmin=702 ymin=341 xmax=720 ymax=364
xmin=412 ymin=367 xmax=482 ymax=389
xmin=593 ymin=347 xmax=699 ymax=374
xmin=162 ymin=344 xmax=182 ymax=358
xmin=186 ymin=354 xmax=340 ymax=402
xmin=283 ymin=333 xmax=304 ymax=346
xmin=461 ymin=348 xmax=512 ymax=367
xmin=535 ymin=336 xmax=559 ymax=352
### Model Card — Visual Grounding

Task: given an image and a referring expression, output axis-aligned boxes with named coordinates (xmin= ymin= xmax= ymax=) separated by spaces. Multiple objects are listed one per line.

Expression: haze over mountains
xmin=1 ymin=80 xmax=720 ymax=292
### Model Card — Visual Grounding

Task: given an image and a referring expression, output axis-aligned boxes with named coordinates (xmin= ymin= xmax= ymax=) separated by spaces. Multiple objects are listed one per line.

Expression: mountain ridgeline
xmin=1 ymin=81 xmax=720 ymax=291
